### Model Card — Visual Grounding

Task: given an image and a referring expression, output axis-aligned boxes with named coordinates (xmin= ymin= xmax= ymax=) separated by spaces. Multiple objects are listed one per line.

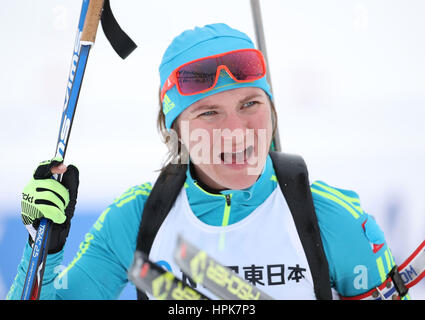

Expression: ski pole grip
xmin=81 ymin=0 xmax=105 ymax=43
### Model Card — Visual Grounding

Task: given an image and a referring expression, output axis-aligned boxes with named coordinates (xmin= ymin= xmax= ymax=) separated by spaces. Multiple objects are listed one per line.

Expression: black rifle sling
xmin=135 ymin=153 xmax=332 ymax=300
xmin=135 ymin=162 xmax=187 ymax=300
xmin=269 ymin=151 xmax=332 ymax=300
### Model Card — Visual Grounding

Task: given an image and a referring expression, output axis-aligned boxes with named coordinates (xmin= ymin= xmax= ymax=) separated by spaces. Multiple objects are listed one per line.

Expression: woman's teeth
xmin=220 ymin=146 xmax=253 ymax=164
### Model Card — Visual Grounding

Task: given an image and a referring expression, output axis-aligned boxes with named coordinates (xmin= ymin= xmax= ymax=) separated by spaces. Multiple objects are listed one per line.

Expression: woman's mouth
xmin=220 ymin=145 xmax=254 ymax=165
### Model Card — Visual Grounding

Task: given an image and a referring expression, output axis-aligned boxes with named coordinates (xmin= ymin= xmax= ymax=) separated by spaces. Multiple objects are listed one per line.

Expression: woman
xmin=8 ymin=23 xmax=407 ymax=300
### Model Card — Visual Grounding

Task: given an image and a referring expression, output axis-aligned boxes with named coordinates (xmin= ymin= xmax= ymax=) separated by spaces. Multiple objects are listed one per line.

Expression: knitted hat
xmin=159 ymin=23 xmax=272 ymax=130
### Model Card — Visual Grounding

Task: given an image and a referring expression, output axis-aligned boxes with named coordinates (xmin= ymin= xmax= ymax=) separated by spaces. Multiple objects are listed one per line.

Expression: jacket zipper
xmin=222 ymin=194 xmax=232 ymax=226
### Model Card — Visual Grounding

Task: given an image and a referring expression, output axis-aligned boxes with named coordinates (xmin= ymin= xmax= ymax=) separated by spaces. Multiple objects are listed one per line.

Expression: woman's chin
xmin=216 ymin=173 xmax=260 ymax=190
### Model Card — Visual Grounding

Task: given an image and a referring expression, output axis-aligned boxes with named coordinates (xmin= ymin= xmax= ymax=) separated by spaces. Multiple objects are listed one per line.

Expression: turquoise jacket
xmin=7 ymin=155 xmax=406 ymax=299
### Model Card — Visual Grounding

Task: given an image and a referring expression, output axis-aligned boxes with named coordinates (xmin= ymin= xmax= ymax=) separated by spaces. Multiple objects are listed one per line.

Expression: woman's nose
xmin=221 ymin=111 xmax=247 ymax=132
xmin=219 ymin=113 xmax=248 ymax=146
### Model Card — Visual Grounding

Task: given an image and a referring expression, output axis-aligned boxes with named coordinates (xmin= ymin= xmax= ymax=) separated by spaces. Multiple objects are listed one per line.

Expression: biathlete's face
xmin=176 ymin=87 xmax=273 ymax=190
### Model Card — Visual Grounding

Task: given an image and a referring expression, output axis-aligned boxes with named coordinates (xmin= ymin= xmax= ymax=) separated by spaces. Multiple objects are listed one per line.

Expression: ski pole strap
xmin=341 ymin=240 xmax=425 ymax=300
xmin=100 ymin=0 xmax=137 ymax=59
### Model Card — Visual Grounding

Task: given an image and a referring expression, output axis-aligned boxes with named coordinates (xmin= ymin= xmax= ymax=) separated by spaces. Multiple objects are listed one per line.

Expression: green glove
xmin=21 ymin=156 xmax=79 ymax=253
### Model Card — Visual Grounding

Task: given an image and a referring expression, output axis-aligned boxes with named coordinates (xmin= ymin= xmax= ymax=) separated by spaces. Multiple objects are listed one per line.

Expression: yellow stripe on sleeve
xmin=384 ymin=249 xmax=393 ymax=272
xmin=311 ymin=187 xmax=360 ymax=219
xmin=116 ymin=189 xmax=151 ymax=208
xmin=376 ymin=256 xmax=387 ymax=283
xmin=312 ymin=182 xmax=363 ymax=215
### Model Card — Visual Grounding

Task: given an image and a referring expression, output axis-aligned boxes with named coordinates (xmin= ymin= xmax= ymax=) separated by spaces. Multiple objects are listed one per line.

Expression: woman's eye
xmin=243 ymin=101 xmax=258 ymax=108
xmin=199 ymin=110 xmax=217 ymax=117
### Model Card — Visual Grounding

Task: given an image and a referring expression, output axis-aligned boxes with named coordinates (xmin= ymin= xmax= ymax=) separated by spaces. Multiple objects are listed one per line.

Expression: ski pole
xmin=21 ymin=0 xmax=105 ymax=300
xmin=250 ymin=0 xmax=282 ymax=152
xmin=21 ymin=0 xmax=137 ymax=300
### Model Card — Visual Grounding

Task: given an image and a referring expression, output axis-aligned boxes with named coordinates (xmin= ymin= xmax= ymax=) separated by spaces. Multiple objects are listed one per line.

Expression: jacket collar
xmin=184 ymin=155 xmax=277 ymax=218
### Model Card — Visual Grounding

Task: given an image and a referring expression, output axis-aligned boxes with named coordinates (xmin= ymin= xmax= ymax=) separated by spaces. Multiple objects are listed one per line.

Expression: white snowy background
xmin=0 ymin=0 xmax=424 ymax=299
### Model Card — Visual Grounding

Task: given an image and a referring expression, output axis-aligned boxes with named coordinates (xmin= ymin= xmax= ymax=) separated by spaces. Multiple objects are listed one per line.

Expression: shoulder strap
xmin=269 ymin=151 xmax=332 ymax=300
xmin=135 ymin=162 xmax=187 ymax=300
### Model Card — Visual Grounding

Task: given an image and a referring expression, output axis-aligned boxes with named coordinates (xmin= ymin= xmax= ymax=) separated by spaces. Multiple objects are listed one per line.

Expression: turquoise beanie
xmin=159 ymin=23 xmax=273 ymax=130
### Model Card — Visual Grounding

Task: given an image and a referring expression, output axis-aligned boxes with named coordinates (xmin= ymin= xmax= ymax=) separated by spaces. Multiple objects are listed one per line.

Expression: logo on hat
xmin=163 ymin=94 xmax=176 ymax=115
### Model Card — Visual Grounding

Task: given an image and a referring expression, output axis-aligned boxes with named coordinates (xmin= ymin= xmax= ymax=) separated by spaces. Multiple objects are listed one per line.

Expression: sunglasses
xmin=160 ymin=48 xmax=267 ymax=103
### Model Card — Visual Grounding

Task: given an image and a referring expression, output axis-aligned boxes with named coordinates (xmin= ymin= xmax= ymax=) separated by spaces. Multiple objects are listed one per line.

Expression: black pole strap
xmin=100 ymin=0 xmax=137 ymax=59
